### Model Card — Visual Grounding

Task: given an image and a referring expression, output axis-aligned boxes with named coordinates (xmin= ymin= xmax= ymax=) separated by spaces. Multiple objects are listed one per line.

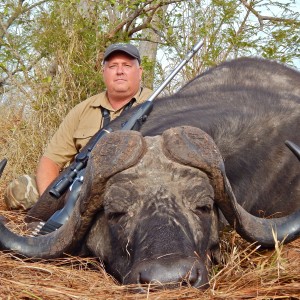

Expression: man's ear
xmin=139 ymin=66 xmax=143 ymax=80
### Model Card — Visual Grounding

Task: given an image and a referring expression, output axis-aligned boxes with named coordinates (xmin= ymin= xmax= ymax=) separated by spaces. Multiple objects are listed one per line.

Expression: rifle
xmin=285 ymin=140 xmax=300 ymax=161
xmin=34 ymin=40 xmax=204 ymax=235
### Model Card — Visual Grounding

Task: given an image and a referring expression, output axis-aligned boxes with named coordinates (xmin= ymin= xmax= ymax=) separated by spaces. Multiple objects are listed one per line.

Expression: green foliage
xmin=151 ymin=0 xmax=299 ymax=93
xmin=141 ymin=55 xmax=156 ymax=89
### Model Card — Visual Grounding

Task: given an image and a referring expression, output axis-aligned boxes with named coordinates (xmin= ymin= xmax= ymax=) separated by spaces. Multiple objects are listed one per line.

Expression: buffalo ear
xmin=208 ymin=205 xmax=221 ymax=264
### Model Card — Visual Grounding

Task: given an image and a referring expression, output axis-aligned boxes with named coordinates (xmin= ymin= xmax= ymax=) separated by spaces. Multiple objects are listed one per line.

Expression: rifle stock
xmin=49 ymin=128 xmax=112 ymax=198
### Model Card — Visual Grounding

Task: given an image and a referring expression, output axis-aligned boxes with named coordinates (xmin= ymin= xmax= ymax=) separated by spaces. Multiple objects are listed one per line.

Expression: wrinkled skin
xmin=86 ymin=131 xmax=220 ymax=288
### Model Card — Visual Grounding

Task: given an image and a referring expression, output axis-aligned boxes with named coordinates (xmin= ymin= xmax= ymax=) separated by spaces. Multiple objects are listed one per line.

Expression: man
xmin=4 ymin=43 xmax=153 ymax=210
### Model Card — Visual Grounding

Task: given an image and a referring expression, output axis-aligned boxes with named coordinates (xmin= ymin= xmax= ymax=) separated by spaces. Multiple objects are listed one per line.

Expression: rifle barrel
xmin=147 ymin=40 xmax=203 ymax=102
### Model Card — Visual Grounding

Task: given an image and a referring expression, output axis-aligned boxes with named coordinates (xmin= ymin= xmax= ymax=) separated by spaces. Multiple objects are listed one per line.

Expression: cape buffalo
xmin=1 ymin=57 xmax=300 ymax=290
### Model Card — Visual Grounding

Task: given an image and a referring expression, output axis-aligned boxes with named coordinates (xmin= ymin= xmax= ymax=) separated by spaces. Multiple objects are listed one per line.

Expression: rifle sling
xmin=100 ymin=97 xmax=136 ymax=127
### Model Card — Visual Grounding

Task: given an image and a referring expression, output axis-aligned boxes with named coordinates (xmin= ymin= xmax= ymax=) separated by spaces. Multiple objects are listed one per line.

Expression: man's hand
xmin=36 ymin=156 xmax=60 ymax=196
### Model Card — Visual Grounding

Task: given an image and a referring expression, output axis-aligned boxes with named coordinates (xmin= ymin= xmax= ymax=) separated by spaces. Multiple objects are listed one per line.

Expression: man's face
xmin=103 ymin=52 xmax=142 ymax=100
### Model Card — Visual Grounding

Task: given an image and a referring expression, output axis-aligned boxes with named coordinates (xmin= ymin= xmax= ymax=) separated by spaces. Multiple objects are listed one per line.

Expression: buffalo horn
xmin=162 ymin=126 xmax=300 ymax=248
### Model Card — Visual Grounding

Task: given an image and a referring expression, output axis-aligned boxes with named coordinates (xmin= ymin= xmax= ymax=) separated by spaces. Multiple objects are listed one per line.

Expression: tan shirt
xmin=44 ymin=87 xmax=153 ymax=168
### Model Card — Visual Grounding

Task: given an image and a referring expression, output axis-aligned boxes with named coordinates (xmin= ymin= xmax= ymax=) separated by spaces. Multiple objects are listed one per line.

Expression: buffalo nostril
xmin=185 ymin=264 xmax=208 ymax=288
xmin=129 ymin=257 xmax=209 ymax=289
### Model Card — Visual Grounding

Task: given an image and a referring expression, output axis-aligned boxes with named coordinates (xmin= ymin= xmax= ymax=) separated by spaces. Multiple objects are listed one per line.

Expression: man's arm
xmin=36 ymin=156 xmax=61 ymax=196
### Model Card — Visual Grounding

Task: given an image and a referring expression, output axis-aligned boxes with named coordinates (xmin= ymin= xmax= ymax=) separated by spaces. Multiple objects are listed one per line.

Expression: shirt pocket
xmin=73 ymin=127 xmax=99 ymax=151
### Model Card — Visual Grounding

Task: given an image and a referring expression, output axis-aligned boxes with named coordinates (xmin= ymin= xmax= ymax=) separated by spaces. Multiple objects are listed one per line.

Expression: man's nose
xmin=116 ymin=65 xmax=124 ymax=74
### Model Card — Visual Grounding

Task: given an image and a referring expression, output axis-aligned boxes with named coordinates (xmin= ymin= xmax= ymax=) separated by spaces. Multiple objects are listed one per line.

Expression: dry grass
xmin=0 ymin=188 xmax=300 ymax=299
xmin=0 ymin=101 xmax=48 ymax=180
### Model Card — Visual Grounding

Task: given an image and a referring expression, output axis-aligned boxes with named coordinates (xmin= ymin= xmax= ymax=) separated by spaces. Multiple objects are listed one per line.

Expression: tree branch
xmin=0 ymin=53 xmax=43 ymax=87
xmin=105 ymin=0 xmax=183 ymax=39
xmin=239 ymin=0 xmax=300 ymax=28
xmin=0 ymin=0 xmax=51 ymax=39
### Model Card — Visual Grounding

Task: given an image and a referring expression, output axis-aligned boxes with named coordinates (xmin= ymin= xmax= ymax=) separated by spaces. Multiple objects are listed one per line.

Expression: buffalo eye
xmin=194 ymin=204 xmax=212 ymax=215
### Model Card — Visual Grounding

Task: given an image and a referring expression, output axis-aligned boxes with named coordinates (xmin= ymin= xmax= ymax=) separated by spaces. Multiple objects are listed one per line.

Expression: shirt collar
xmin=90 ymin=88 xmax=143 ymax=111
